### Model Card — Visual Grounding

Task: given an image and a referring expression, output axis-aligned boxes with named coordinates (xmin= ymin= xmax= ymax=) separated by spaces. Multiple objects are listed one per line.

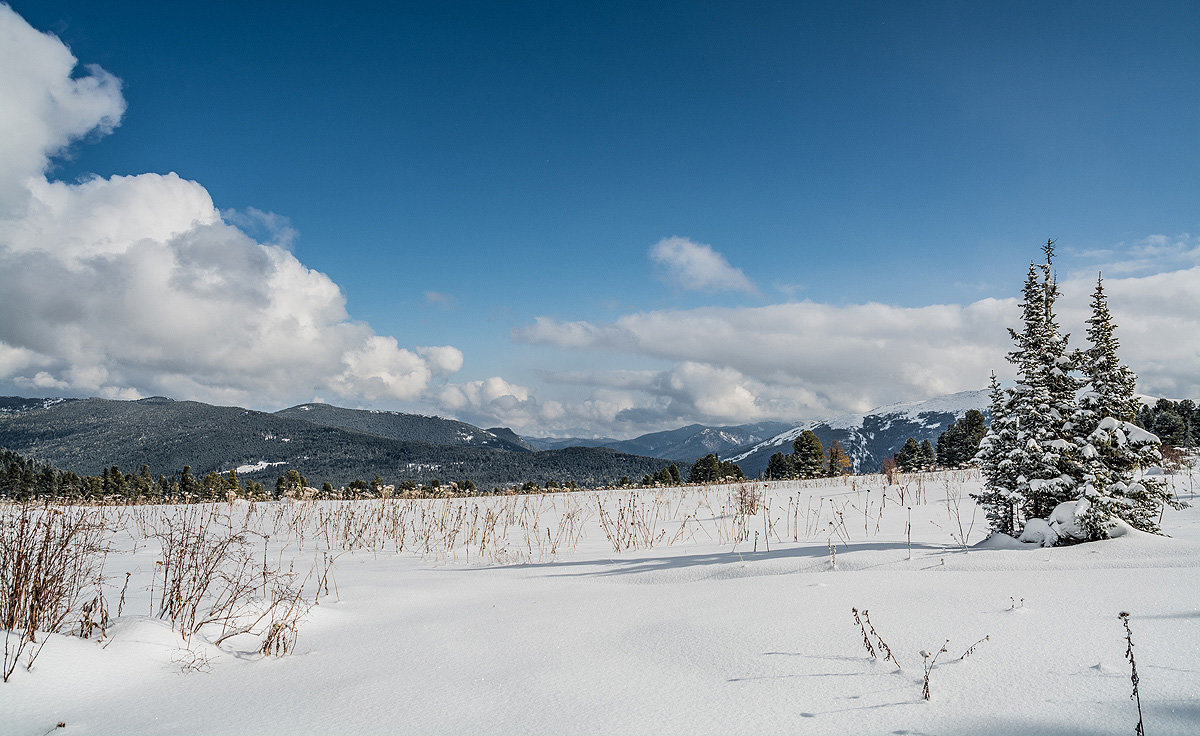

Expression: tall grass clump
xmin=2 ymin=504 xmax=108 ymax=681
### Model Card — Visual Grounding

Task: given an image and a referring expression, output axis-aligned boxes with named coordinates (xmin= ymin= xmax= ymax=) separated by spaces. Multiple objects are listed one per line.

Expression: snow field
xmin=3 ymin=469 xmax=1198 ymax=735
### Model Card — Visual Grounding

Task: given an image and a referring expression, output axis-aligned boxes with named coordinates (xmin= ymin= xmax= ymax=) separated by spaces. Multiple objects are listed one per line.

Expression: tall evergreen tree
xmin=667 ymin=464 xmax=682 ymax=485
xmin=918 ymin=439 xmax=936 ymax=469
xmin=765 ymin=452 xmax=796 ymax=480
xmin=688 ymin=454 xmax=720 ymax=483
xmin=895 ymin=437 xmax=921 ymax=472
xmin=179 ymin=465 xmax=198 ymax=499
xmin=792 ymin=431 xmax=826 ymax=478
xmin=1038 ymin=242 xmax=1082 ymax=444
xmin=1077 ymin=275 xmax=1139 ymax=424
xmin=938 ymin=410 xmax=987 ymax=467
xmin=1071 ymin=273 xmax=1182 ymax=537
xmin=1002 ymin=248 xmax=1078 ymax=520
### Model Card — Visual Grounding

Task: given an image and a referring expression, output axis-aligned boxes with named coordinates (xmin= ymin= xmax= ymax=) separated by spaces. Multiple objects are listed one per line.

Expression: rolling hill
xmin=275 ymin=403 xmax=536 ymax=452
xmin=524 ymin=421 xmax=793 ymax=462
xmin=0 ymin=396 xmax=671 ymax=489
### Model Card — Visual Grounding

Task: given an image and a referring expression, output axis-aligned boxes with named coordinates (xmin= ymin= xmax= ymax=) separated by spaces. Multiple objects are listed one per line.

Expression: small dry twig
xmin=1119 ymin=612 xmax=1145 ymax=736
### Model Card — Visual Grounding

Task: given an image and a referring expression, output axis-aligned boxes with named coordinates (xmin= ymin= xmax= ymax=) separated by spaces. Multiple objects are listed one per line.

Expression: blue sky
xmin=1 ymin=1 xmax=1197 ymax=436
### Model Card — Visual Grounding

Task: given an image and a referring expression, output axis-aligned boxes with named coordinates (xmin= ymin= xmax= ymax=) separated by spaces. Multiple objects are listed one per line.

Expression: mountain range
xmin=0 ymin=397 xmax=670 ymax=489
xmin=0 ymin=390 xmax=991 ymax=488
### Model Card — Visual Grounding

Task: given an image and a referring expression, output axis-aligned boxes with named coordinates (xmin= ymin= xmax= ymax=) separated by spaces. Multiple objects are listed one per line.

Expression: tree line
xmin=887 ymin=410 xmax=987 ymax=473
xmin=0 ymin=450 xmax=268 ymax=503
xmin=763 ymin=431 xmax=851 ymax=480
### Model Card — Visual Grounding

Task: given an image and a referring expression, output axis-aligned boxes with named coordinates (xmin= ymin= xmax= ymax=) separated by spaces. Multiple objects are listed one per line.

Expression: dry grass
xmin=2 ymin=469 xmax=992 ymax=681
xmin=1 ymin=504 xmax=108 ymax=681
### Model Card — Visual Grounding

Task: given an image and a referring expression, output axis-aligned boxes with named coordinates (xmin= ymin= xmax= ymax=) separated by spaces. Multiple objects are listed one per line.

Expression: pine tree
xmin=766 ymin=452 xmax=795 ymax=480
xmin=1136 ymin=403 xmax=1154 ymax=430
xmin=1152 ymin=409 xmax=1186 ymax=446
xmin=939 ymin=410 xmax=988 ymax=467
xmin=895 ymin=437 xmax=921 ymax=472
xmin=792 ymin=431 xmax=826 ymax=478
xmin=688 ymin=454 xmax=722 ymax=483
xmin=1078 ymin=275 xmax=1139 ymax=424
xmin=974 ymin=375 xmax=1023 ymax=537
xmin=975 ymin=245 xmax=1077 ymax=533
xmin=1072 ymin=273 xmax=1182 ymax=538
xmin=1038 ymin=242 xmax=1082 ymax=454
xmin=962 ymin=409 xmax=987 ymax=453
xmin=918 ymin=439 xmax=936 ymax=469
xmin=179 ymin=466 xmax=197 ymax=499
xmin=1002 ymin=248 xmax=1078 ymax=521
xmin=936 ymin=424 xmax=961 ymax=467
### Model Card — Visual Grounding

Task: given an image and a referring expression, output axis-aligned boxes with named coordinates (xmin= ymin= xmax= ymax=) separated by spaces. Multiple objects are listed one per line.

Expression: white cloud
xmin=517 ymin=267 xmax=1200 ymax=423
xmin=649 ymin=236 xmax=758 ymax=294
xmin=0 ymin=7 xmax=462 ymax=408
xmin=437 ymin=376 xmax=548 ymax=428
xmin=417 ymin=345 xmax=465 ymax=375
xmin=0 ymin=4 xmax=124 ymax=213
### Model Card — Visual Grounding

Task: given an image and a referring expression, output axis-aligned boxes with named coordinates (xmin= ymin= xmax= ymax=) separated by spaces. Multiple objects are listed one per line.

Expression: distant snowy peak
xmin=861 ymin=389 xmax=992 ymax=423
xmin=728 ymin=389 xmax=990 ymax=473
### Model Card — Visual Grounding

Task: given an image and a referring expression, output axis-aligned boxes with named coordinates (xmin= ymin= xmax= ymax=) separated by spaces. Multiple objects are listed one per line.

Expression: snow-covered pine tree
xmin=1037 ymin=241 xmax=1084 ymax=489
xmin=1078 ymin=274 xmax=1139 ymax=424
xmin=1072 ymin=273 xmax=1183 ymax=537
xmin=1007 ymin=251 xmax=1077 ymax=520
xmin=976 ymin=243 xmax=1080 ymax=536
xmin=974 ymin=372 xmax=1021 ymax=535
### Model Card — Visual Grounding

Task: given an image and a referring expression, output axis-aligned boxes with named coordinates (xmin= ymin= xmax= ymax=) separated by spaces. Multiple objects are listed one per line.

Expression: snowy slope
xmin=729 ymin=389 xmax=990 ymax=475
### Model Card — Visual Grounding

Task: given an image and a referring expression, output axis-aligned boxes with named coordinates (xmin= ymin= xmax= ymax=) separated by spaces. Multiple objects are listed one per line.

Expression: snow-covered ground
xmin=4 ymin=469 xmax=1198 ymax=735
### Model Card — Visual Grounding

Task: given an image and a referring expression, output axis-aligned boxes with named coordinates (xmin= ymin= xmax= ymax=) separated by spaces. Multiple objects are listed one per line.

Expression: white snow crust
xmin=3 ymin=466 xmax=1198 ymax=735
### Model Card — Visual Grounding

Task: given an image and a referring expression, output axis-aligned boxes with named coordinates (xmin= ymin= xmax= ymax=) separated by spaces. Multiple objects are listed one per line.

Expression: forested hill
xmin=0 ymin=396 xmax=670 ymax=489
xmin=525 ymin=421 xmax=793 ymax=460
xmin=275 ymin=403 xmax=535 ymax=452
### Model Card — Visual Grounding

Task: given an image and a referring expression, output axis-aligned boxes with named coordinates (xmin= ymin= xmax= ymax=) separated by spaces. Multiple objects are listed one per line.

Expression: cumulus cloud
xmin=0 ymin=7 xmax=461 ymax=408
xmin=437 ymin=376 xmax=562 ymax=429
xmin=518 ymin=267 xmax=1200 ymax=424
xmin=0 ymin=5 xmax=124 ymax=212
xmin=649 ymin=236 xmax=758 ymax=294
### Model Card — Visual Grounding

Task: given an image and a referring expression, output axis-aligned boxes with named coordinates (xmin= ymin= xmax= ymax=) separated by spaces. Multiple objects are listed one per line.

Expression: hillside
xmin=525 ymin=421 xmax=793 ymax=461
xmin=523 ymin=436 xmax=618 ymax=451
xmin=0 ymin=396 xmax=671 ymax=488
xmin=728 ymin=389 xmax=990 ymax=475
xmin=275 ymin=403 xmax=535 ymax=452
